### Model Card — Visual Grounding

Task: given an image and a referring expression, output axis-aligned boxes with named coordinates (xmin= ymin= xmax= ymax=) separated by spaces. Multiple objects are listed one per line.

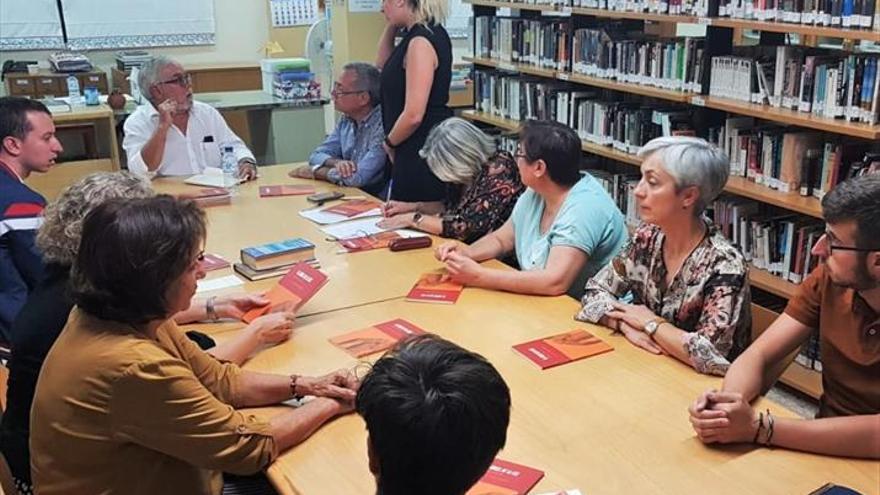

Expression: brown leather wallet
xmin=388 ymin=236 xmax=432 ymax=251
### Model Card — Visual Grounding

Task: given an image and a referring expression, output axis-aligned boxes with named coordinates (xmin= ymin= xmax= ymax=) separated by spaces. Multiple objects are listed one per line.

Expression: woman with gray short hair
xmin=576 ymin=136 xmax=751 ymax=376
xmin=379 ymin=117 xmax=524 ymax=242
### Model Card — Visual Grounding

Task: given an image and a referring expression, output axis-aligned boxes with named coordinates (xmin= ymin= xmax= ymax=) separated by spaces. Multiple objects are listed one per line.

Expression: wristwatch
xmin=412 ymin=212 xmax=424 ymax=227
xmin=644 ymin=317 xmax=667 ymax=337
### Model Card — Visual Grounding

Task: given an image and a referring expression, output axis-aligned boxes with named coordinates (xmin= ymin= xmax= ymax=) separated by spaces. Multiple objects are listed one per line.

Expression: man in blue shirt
xmin=290 ymin=62 xmax=387 ymax=196
xmin=0 ymin=97 xmax=63 ymax=340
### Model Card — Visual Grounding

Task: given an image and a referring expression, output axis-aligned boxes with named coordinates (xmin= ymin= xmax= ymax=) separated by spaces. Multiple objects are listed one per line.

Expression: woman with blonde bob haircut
xmin=376 ymin=0 xmax=453 ymax=202
xmin=380 ymin=117 xmax=524 ymax=242
xmin=576 ymin=136 xmax=751 ymax=376
xmin=0 ymin=172 xmax=297 ymax=492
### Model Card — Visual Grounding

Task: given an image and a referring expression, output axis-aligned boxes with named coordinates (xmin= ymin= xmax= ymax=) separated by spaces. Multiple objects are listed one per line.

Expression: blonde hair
xmin=420 ymin=117 xmax=494 ymax=184
xmin=37 ymin=172 xmax=155 ymax=265
xmin=410 ymin=0 xmax=448 ymax=25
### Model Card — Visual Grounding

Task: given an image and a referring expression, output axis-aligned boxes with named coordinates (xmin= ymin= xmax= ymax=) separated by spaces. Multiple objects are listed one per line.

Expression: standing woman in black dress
xmin=377 ymin=0 xmax=452 ymax=202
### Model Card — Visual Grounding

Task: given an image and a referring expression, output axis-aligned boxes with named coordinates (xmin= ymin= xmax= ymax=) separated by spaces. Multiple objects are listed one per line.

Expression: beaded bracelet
xmin=289 ymin=374 xmax=304 ymax=401
xmin=763 ymin=409 xmax=775 ymax=447
xmin=752 ymin=411 xmax=764 ymax=444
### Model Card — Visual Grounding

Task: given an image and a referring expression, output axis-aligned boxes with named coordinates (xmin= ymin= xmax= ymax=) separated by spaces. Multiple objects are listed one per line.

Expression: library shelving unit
xmin=458 ymin=0 xmax=880 ymax=399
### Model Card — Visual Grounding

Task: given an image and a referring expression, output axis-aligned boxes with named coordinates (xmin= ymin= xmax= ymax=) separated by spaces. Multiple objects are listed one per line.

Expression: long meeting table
xmin=157 ymin=164 xmax=880 ymax=495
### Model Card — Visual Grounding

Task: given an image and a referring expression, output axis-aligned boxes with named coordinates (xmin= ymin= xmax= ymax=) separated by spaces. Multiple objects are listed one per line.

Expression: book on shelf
xmin=241 ymin=262 xmax=329 ymax=322
xmin=329 ymin=318 xmax=427 ymax=358
xmin=709 ymin=48 xmax=880 ymax=125
xmin=583 ymin=169 xmax=642 ymax=225
xmin=233 ymin=259 xmax=321 ymax=281
xmin=466 ymin=459 xmax=545 ymax=495
xmin=177 ymin=187 xmax=231 ymax=208
xmin=474 ymin=16 xmax=571 ymax=72
xmin=718 ymin=0 xmax=877 ymax=29
xmin=707 ymin=118 xmax=875 ymax=198
xmin=572 ymin=26 xmax=705 ymax=94
xmin=240 ymin=237 xmax=316 ymax=271
xmin=259 ymin=184 xmax=316 ymax=197
xmin=406 ymin=271 xmax=465 ymax=304
xmin=200 ymin=253 xmax=231 ymax=272
xmin=513 ymin=329 xmax=614 ymax=369
xmin=712 ymin=199 xmax=824 ymax=283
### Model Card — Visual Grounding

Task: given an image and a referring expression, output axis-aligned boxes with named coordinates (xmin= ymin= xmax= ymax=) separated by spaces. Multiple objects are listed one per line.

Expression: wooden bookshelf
xmin=710 ymin=18 xmax=880 ymax=43
xmin=464 ymin=57 xmax=558 ymax=79
xmin=466 ymin=57 xmax=693 ymax=103
xmin=725 ymin=176 xmax=823 ymax=218
xmin=748 ymin=265 xmax=799 ymax=299
xmin=564 ymin=72 xmax=691 ymax=103
xmin=464 ymin=0 xmax=561 ymax=12
xmin=569 ymin=5 xmax=697 ymax=23
xmin=691 ymin=95 xmax=880 ymax=140
xmin=465 ymin=0 xmax=698 ymax=23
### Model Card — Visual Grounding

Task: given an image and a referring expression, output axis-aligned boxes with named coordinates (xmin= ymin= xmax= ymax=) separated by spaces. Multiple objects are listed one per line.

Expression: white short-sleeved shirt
xmin=511 ymin=174 xmax=628 ymax=294
xmin=122 ymin=100 xmax=255 ymax=177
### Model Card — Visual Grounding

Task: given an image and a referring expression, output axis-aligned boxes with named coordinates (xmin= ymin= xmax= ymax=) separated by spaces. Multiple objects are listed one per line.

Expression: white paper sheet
xmin=319 ymin=217 xmax=422 ymax=240
xmin=298 ymin=207 xmax=382 ymax=225
xmin=196 ymin=274 xmax=244 ymax=294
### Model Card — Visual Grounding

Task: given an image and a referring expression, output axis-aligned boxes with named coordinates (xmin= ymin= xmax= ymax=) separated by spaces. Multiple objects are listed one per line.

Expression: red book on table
xmin=199 ymin=253 xmax=230 ymax=271
xmin=259 ymin=185 xmax=316 ymax=197
xmin=467 ymin=458 xmax=544 ymax=495
xmin=513 ymin=329 xmax=613 ymax=370
xmin=329 ymin=318 xmax=427 ymax=357
xmin=405 ymin=271 xmax=464 ymax=304
xmin=322 ymin=199 xmax=380 ymax=217
xmin=241 ymin=262 xmax=328 ymax=322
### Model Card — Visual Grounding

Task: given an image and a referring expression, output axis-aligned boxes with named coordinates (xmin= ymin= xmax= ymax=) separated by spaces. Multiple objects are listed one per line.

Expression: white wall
xmin=0 ymin=0 xmax=270 ymax=95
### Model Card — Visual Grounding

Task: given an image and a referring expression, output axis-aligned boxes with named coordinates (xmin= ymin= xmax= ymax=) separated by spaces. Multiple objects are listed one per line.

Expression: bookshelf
xmin=709 ymin=18 xmax=880 ymax=42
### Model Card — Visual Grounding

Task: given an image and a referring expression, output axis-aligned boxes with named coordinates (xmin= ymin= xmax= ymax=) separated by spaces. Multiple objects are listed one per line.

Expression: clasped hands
xmin=432 ymin=240 xmax=485 ymax=285
xmin=688 ymin=389 xmax=760 ymax=445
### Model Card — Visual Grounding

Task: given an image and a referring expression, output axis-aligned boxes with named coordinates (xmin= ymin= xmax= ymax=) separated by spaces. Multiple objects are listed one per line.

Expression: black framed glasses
xmin=331 ymin=85 xmax=365 ymax=97
xmin=157 ymin=73 xmax=192 ymax=88
xmin=820 ymin=232 xmax=880 ymax=254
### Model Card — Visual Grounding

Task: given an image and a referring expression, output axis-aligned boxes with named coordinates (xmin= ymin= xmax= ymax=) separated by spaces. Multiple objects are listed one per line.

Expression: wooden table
xmin=153 ymin=164 xmax=461 ymax=318
xmin=217 ymin=291 xmax=879 ymax=495
xmin=176 ymin=164 xmax=879 ymax=495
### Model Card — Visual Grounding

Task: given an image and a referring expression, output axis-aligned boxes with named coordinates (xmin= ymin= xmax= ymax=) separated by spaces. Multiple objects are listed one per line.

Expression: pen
xmin=385 ymin=178 xmax=394 ymax=203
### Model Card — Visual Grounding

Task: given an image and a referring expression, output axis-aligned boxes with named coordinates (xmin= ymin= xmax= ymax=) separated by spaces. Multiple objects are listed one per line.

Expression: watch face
xmin=645 ymin=321 xmax=657 ymax=333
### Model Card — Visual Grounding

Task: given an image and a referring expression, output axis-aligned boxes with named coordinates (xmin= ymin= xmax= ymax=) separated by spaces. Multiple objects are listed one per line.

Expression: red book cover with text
xmin=241 ymin=263 xmax=328 ymax=322
xmin=200 ymin=253 xmax=230 ymax=271
xmin=467 ymin=458 xmax=545 ymax=495
xmin=178 ymin=187 xmax=231 ymax=207
xmin=513 ymin=329 xmax=613 ymax=370
xmin=322 ymin=199 xmax=381 ymax=217
xmin=259 ymin=184 xmax=316 ymax=197
xmin=406 ymin=271 xmax=464 ymax=304
xmin=338 ymin=231 xmax=402 ymax=253
xmin=329 ymin=318 xmax=427 ymax=357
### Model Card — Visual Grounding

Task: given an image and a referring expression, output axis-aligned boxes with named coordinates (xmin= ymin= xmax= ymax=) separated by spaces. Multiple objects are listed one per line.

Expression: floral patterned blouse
xmin=441 ymin=151 xmax=525 ymax=243
xmin=575 ymin=221 xmax=751 ymax=376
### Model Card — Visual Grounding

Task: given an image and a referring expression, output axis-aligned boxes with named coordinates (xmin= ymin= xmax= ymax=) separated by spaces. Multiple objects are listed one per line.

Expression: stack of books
xmin=233 ymin=237 xmax=318 ymax=281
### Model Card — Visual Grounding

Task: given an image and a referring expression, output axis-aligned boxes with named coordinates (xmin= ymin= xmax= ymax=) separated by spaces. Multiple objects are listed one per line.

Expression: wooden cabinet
xmin=4 ymin=70 xmax=108 ymax=98
xmin=111 ymin=64 xmax=262 ymax=94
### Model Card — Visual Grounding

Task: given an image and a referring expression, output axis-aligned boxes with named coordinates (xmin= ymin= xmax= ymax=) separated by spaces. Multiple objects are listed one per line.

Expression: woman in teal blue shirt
xmin=435 ymin=120 xmax=627 ymax=298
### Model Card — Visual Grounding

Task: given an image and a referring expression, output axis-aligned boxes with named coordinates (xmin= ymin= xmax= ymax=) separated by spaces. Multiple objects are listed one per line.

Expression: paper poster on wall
xmin=348 ymin=0 xmax=381 ymax=12
xmin=271 ymin=0 xmax=319 ymax=27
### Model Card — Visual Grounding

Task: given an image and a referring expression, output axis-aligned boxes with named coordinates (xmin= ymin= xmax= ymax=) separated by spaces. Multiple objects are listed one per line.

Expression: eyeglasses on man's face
xmin=818 ymin=230 xmax=880 ymax=255
xmin=331 ymin=84 xmax=366 ymax=97
xmin=157 ymin=73 xmax=192 ymax=88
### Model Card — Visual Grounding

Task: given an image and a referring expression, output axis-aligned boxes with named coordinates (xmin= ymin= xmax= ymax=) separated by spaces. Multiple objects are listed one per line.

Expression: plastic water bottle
xmin=220 ymin=145 xmax=239 ymax=194
xmin=66 ymin=75 xmax=83 ymax=107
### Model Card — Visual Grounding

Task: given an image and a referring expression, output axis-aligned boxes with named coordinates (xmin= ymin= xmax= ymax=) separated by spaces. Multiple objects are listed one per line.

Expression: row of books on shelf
xmin=718 ymin=0 xmax=879 ymax=30
xmin=572 ymin=27 xmax=706 ymax=93
xmin=474 ymin=69 xmax=879 ymax=194
xmin=581 ymin=170 xmax=642 ymax=225
xmin=707 ymin=115 xmax=879 ymax=197
xmin=473 ymin=0 xmax=709 ymax=16
xmin=708 ymin=48 xmax=880 ymax=125
xmin=474 ymin=17 xmax=570 ymax=71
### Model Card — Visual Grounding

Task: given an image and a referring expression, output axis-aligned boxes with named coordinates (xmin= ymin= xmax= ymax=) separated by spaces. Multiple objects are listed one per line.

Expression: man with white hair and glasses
xmin=122 ymin=56 xmax=258 ymax=179
xmin=689 ymin=173 xmax=880 ymax=459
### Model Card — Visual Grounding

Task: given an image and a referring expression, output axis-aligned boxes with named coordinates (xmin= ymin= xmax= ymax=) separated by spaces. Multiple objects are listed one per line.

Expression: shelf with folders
xmin=462 ymin=109 xmax=815 ymax=300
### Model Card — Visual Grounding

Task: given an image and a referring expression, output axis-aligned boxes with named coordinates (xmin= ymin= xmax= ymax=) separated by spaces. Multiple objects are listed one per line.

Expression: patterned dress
xmin=576 ymin=221 xmax=751 ymax=376
xmin=440 ymin=151 xmax=525 ymax=243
